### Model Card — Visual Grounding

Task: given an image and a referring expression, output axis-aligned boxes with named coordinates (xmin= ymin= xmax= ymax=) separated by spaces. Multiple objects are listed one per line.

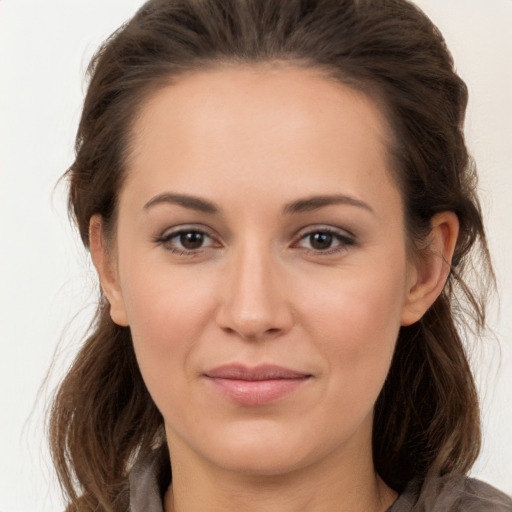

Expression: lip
xmin=203 ymin=364 xmax=311 ymax=406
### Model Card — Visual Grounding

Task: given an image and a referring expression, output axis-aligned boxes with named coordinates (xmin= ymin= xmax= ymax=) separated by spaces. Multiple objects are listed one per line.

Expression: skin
xmin=90 ymin=64 xmax=459 ymax=512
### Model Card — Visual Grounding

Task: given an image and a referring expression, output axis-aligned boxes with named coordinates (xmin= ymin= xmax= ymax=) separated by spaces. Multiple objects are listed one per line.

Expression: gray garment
xmin=388 ymin=477 xmax=512 ymax=512
xmin=129 ymin=449 xmax=512 ymax=512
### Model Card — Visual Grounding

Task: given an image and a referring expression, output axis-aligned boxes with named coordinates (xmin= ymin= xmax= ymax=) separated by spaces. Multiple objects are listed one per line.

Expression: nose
xmin=215 ymin=242 xmax=294 ymax=341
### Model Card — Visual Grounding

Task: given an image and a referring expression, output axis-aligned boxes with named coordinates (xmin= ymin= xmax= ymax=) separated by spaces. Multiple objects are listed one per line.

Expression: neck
xmin=163 ymin=437 xmax=397 ymax=512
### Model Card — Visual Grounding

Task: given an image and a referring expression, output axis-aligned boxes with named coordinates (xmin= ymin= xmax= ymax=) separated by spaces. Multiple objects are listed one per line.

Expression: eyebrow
xmin=283 ymin=194 xmax=374 ymax=215
xmin=143 ymin=192 xmax=374 ymax=216
xmin=143 ymin=193 xmax=219 ymax=214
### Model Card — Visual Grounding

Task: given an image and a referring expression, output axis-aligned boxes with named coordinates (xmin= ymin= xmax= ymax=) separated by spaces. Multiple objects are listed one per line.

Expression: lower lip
xmin=206 ymin=377 xmax=309 ymax=406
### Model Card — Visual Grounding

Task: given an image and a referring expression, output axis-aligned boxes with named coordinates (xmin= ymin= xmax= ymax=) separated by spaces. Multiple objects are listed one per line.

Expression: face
xmin=100 ymin=65 xmax=420 ymax=477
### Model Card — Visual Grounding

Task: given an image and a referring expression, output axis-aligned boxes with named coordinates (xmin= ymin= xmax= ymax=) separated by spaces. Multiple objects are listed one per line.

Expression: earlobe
xmin=400 ymin=212 xmax=459 ymax=326
xmin=89 ymin=215 xmax=129 ymax=327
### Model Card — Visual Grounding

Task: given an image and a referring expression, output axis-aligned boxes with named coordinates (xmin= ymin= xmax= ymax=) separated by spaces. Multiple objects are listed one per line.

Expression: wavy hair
xmin=49 ymin=0 xmax=493 ymax=510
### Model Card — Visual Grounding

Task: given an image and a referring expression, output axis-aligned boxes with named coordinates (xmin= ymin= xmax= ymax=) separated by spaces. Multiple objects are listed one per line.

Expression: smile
xmin=203 ymin=364 xmax=312 ymax=406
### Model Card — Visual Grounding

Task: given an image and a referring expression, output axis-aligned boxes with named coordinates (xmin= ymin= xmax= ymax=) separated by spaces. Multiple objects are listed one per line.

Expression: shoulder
xmin=456 ymin=478 xmax=512 ymax=511
xmin=390 ymin=474 xmax=512 ymax=512
xmin=129 ymin=446 xmax=171 ymax=512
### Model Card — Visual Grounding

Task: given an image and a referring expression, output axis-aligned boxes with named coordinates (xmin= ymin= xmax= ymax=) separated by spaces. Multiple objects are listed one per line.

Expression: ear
xmin=401 ymin=212 xmax=459 ymax=326
xmin=89 ymin=215 xmax=129 ymax=327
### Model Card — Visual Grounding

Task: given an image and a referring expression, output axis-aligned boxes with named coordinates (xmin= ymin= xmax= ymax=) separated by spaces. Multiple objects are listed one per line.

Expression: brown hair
xmin=49 ymin=0 xmax=493 ymax=510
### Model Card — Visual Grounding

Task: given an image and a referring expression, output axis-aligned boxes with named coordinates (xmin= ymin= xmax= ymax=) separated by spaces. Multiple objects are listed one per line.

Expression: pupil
xmin=310 ymin=232 xmax=333 ymax=250
xmin=180 ymin=232 xmax=204 ymax=249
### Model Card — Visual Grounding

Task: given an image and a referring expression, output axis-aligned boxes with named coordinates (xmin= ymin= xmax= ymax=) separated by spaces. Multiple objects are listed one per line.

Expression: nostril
xmin=214 ymin=269 xmax=294 ymax=340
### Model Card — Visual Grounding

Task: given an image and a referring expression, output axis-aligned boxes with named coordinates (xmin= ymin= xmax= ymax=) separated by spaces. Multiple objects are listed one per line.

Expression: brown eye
xmin=309 ymin=232 xmax=334 ymax=251
xmin=179 ymin=231 xmax=205 ymax=250
xmin=295 ymin=228 xmax=355 ymax=254
xmin=156 ymin=227 xmax=218 ymax=254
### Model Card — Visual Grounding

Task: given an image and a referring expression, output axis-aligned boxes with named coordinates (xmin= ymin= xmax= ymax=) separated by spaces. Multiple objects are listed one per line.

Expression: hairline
xmin=103 ymin=58 xmax=409 ymax=247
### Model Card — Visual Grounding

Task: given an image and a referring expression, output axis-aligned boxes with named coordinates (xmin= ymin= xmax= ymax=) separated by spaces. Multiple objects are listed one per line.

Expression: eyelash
xmin=292 ymin=227 xmax=356 ymax=256
xmin=154 ymin=226 xmax=220 ymax=256
xmin=154 ymin=225 xmax=356 ymax=256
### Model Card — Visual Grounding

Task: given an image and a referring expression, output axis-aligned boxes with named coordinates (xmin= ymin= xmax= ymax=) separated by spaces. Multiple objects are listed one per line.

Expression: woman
xmin=49 ymin=0 xmax=512 ymax=510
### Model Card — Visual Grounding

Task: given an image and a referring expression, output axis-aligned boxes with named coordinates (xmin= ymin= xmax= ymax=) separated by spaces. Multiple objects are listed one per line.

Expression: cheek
xmin=303 ymin=260 xmax=406 ymax=339
xmin=118 ymin=263 xmax=217 ymax=399
xmin=300 ymin=263 xmax=407 ymax=404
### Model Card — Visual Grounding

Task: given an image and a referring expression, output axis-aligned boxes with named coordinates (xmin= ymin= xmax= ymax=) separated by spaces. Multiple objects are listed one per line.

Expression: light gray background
xmin=1 ymin=1 xmax=511 ymax=511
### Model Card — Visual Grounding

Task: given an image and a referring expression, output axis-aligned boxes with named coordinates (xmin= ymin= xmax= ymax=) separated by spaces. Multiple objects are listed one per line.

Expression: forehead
xmin=130 ymin=63 xmax=392 ymax=152
xmin=124 ymin=64 xmax=400 ymax=213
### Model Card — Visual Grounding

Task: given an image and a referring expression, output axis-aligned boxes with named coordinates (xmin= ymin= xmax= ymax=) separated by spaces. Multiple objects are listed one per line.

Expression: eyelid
xmin=153 ymin=223 xmax=355 ymax=256
xmin=157 ymin=223 xmax=216 ymax=238
xmin=154 ymin=224 xmax=223 ymax=253
xmin=291 ymin=224 xmax=356 ymax=253
xmin=293 ymin=224 xmax=355 ymax=241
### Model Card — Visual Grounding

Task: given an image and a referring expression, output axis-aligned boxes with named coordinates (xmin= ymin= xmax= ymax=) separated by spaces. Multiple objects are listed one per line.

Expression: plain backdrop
xmin=1 ymin=1 xmax=511 ymax=511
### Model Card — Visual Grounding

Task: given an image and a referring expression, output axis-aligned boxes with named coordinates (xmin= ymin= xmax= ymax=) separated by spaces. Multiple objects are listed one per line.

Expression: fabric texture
xmin=129 ymin=448 xmax=512 ymax=512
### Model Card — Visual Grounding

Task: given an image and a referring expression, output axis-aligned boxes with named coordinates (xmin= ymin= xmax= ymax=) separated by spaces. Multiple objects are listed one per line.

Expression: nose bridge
xmin=217 ymin=235 xmax=292 ymax=339
xmin=234 ymin=239 xmax=272 ymax=307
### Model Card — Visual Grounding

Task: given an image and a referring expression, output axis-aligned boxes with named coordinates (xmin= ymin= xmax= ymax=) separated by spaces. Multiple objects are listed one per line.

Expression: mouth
xmin=203 ymin=364 xmax=312 ymax=406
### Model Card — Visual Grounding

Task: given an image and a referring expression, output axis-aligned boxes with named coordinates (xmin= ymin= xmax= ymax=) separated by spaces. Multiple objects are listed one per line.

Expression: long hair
xmin=49 ymin=0 xmax=493 ymax=509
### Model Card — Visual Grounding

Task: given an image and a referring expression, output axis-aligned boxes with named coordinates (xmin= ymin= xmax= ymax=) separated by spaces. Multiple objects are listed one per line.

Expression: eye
xmin=176 ymin=231 xmax=207 ymax=250
xmin=294 ymin=227 xmax=355 ymax=254
xmin=155 ymin=226 xmax=220 ymax=254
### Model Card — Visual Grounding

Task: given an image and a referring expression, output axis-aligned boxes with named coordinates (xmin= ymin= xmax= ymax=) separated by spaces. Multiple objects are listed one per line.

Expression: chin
xmin=179 ymin=417 xmax=358 ymax=479
xmin=209 ymin=444 xmax=312 ymax=477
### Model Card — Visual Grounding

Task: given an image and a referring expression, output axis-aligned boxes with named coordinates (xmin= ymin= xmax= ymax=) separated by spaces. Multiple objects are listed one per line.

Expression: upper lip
xmin=204 ymin=364 xmax=310 ymax=381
